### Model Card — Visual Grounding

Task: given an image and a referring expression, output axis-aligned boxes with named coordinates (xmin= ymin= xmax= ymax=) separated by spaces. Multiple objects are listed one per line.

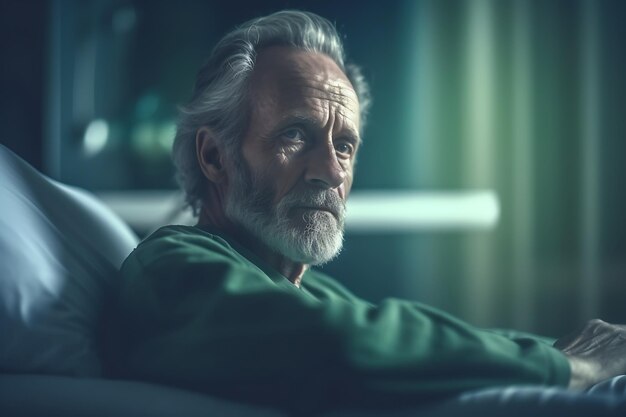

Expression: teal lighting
xmin=511 ymin=0 xmax=535 ymax=329
xmin=580 ymin=0 xmax=601 ymax=319
xmin=462 ymin=0 xmax=497 ymax=325
xmin=463 ymin=0 xmax=495 ymax=186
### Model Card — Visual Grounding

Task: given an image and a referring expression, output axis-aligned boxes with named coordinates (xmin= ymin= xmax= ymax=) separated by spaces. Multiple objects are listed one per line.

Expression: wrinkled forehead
xmin=248 ymin=47 xmax=360 ymax=128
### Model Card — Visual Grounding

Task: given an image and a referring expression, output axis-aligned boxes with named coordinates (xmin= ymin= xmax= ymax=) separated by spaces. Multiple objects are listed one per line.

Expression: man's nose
xmin=304 ymin=142 xmax=346 ymax=189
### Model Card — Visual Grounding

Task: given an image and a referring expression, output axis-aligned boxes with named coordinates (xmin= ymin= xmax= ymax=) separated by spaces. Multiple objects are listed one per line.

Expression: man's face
xmin=225 ymin=46 xmax=361 ymax=265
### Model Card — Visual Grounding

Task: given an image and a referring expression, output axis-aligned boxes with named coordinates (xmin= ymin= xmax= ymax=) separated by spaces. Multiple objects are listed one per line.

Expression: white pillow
xmin=0 ymin=146 xmax=139 ymax=376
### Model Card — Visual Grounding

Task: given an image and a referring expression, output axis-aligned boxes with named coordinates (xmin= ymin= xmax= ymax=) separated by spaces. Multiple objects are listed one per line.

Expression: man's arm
xmin=113 ymin=227 xmax=573 ymax=412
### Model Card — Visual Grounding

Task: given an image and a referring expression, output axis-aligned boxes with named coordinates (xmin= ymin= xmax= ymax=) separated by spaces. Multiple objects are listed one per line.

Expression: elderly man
xmin=114 ymin=10 xmax=626 ymax=414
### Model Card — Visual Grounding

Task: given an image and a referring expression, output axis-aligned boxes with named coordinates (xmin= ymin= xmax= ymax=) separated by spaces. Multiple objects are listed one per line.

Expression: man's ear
xmin=196 ymin=127 xmax=226 ymax=183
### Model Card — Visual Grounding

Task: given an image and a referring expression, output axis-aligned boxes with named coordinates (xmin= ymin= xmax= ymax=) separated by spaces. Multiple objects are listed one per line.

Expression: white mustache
xmin=279 ymin=191 xmax=345 ymax=219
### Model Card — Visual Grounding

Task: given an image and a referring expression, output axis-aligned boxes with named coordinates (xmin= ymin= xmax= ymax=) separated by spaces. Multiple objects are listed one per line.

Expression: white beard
xmin=224 ymin=156 xmax=345 ymax=266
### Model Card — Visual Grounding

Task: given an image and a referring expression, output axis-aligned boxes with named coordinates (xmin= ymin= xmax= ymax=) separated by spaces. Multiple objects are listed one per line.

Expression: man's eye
xmin=335 ymin=142 xmax=355 ymax=156
xmin=281 ymin=129 xmax=305 ymax=142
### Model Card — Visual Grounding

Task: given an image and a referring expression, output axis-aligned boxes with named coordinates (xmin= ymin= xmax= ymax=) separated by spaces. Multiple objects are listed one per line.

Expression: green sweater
xmin=115 ymin=225 xmax=570 ymax=412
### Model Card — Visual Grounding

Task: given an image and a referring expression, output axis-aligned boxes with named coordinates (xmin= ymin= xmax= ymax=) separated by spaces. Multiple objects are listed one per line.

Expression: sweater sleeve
xmin=116 ymin=228 xmax=570 ymax=412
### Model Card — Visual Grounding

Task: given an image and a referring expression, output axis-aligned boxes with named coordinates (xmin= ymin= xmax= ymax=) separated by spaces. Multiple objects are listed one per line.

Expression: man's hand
xmin=554 ymin=319 xmax=626 ymax=390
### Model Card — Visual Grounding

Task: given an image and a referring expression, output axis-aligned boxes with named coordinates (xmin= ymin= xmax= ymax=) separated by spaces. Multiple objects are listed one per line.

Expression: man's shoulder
xmin=124 ymin=225 xmax=246 ymax=271
xmin=141 ymin=225 xmax=231 ymax=249
xmin=145 ymin=224 xmax=237 ymax=251
xmin=304 ymin=268 xmax=336 ymax=284
xmin=302 ymin=268 xmax=360 ymax=302
xmin=122 ymin=225 xmax=289 ymax=285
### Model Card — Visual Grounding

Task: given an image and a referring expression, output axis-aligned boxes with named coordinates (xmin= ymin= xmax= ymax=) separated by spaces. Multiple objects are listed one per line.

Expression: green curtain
xmin=390 ymin=0 xmax=625 ymax=336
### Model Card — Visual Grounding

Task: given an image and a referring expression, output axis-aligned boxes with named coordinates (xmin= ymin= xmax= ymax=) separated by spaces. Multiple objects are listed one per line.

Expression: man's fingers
xmin=553 ymin=319 xmax=610 ymax=351
xmin=553 ymin=322 xmax=589 ymax=350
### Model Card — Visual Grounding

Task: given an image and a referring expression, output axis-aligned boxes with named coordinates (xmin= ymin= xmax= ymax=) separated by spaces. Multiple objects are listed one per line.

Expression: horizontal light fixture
xmin=346 ymin=190 xmax=499 ymax=232
xmin=97 ymin=190 xmax=500 ymax=234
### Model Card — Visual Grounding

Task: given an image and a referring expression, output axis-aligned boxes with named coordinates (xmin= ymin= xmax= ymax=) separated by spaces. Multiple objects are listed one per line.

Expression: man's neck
xmin=197 ymin=211 xmax=308 ymax=287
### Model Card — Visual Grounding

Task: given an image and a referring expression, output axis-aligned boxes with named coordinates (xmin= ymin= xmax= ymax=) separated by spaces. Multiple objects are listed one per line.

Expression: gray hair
xmin=172 ymin=10 xmax=372 ymax=216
